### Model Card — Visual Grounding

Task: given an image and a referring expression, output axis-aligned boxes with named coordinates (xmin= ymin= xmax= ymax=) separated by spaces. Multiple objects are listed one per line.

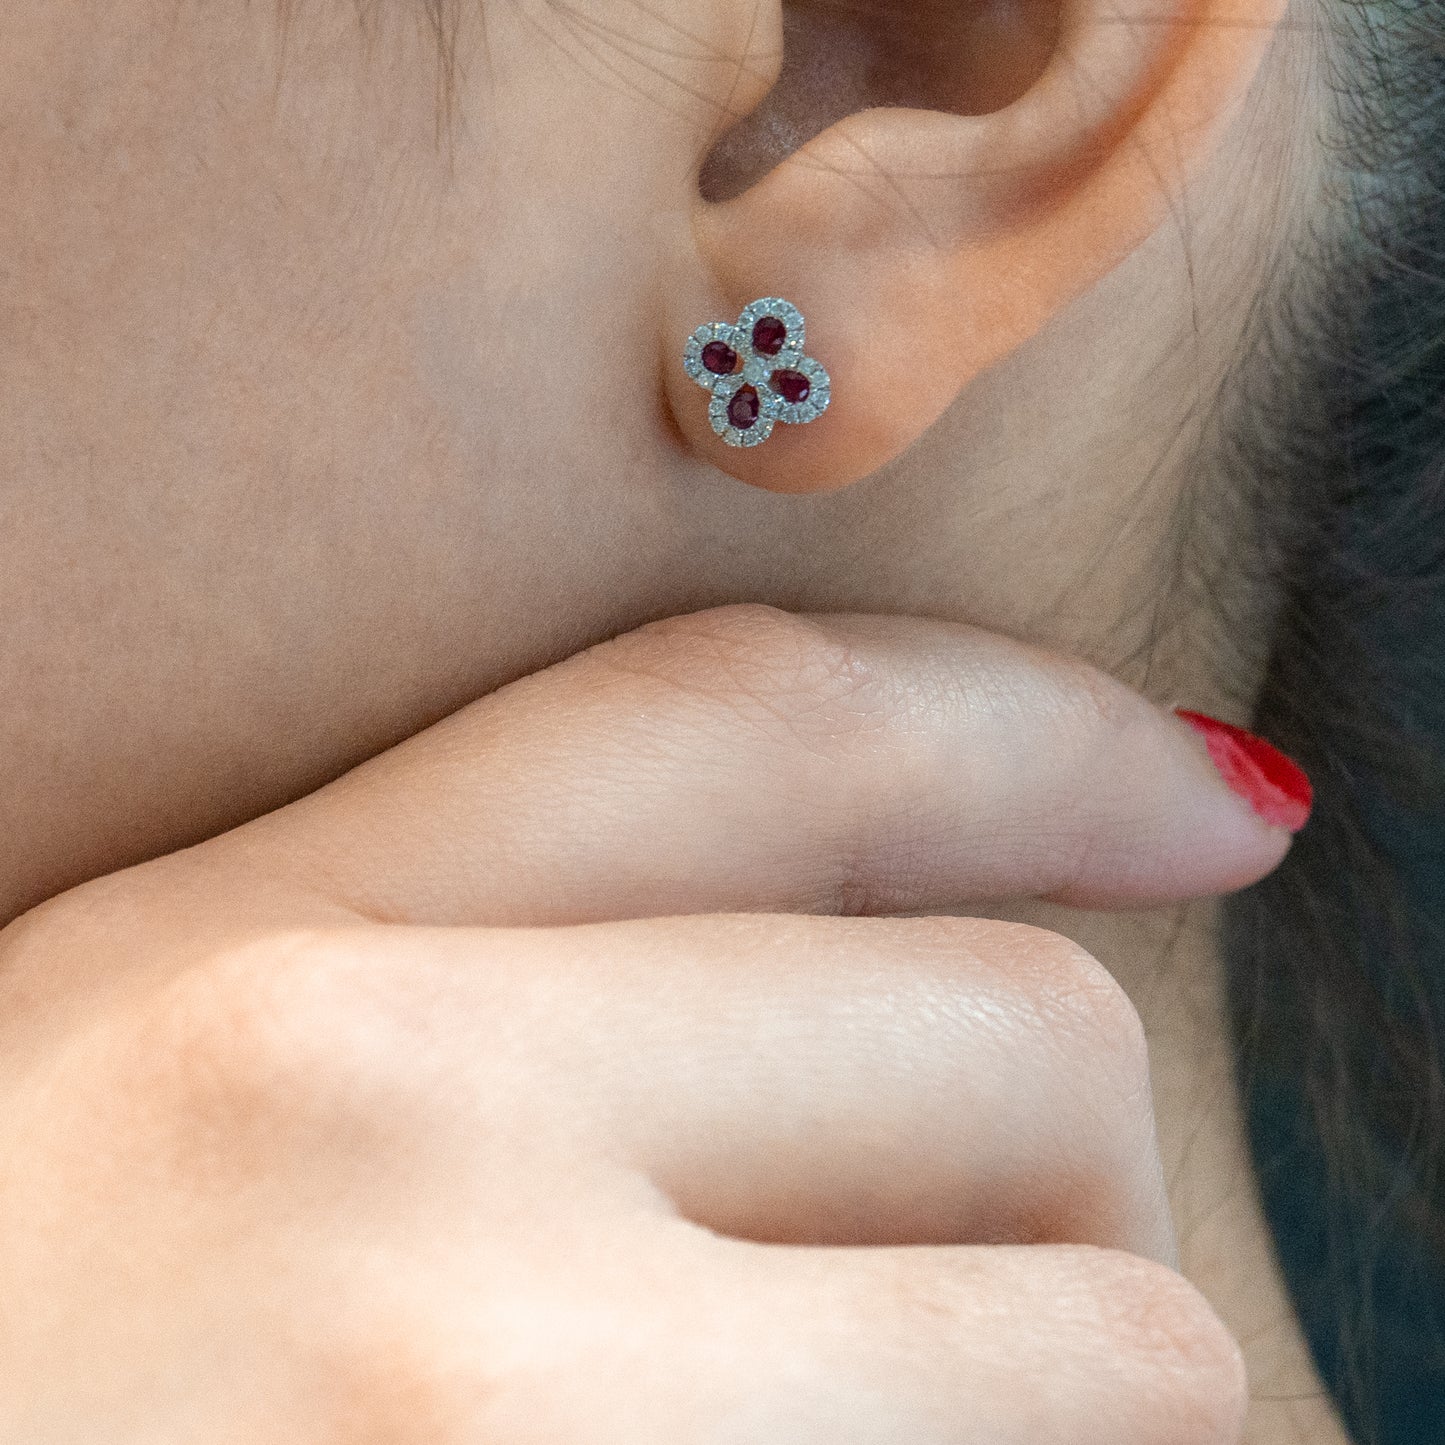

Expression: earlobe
xmin=660 ymin=0 xmax=1291 ymax=493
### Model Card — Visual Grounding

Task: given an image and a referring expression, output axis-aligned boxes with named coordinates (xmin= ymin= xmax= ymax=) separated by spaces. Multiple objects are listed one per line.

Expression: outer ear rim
xmin=663 ymin=0 xmax=1293 ymax=492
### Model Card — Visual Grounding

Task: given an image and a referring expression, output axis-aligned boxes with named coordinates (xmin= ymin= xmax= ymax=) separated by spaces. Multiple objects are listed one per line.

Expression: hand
xmin=0 ymin=605 xmax=1285 ymax=1443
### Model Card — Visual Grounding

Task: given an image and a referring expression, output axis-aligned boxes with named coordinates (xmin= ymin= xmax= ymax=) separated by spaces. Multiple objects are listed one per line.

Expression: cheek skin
xmin=0 ymin=4 xmax=652 ymax=919
xmin=0 ymin=2 xmax=746 ymax=923
xmin=0 ymin=0 xmax=1305 ymax=924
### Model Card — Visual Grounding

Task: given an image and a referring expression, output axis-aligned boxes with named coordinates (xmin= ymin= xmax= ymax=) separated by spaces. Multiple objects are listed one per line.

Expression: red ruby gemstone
xmin=701 ymin=340 xmax=738 ymax=375
xmin=726 ymin=385 xmax=761 ymax=430
xmin=751 ymin=316 xmax=787 ymax=356
xmin=770 ymin=369 xmax=811 ymax=405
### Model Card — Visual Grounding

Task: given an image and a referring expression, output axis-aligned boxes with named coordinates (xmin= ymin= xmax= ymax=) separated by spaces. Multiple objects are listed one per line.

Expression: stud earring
xmin=682 ymin=298 xmax=831 ymax=448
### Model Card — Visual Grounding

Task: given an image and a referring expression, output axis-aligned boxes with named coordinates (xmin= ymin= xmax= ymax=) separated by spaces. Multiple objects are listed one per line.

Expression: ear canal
xmin=700 ymin=0 xmax=1063 ymax=203
xmin=659 ymin=0 xmax=1291 ymax=494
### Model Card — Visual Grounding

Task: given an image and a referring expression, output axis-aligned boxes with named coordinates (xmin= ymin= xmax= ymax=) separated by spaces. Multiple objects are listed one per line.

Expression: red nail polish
xmin=1175 ymin=710 xmax=1313 ymax=833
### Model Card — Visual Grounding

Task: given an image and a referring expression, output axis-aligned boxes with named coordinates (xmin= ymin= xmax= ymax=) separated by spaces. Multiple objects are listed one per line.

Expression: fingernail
xmin=1174 ymin=710 xmax=1313 ymax=833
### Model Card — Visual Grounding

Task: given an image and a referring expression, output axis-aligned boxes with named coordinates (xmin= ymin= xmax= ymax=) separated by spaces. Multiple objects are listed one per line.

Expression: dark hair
xmin=1220 ymin=0 xmax=1445 ymax=1435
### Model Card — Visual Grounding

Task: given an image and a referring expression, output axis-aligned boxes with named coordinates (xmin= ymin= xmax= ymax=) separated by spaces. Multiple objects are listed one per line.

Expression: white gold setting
xmin=683 ymin=297 xmax=831 ymax=448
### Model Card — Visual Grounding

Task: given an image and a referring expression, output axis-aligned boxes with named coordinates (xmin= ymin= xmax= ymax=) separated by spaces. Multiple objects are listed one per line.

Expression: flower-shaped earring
xmin=682 ymin=298 xmax=831 ymax=448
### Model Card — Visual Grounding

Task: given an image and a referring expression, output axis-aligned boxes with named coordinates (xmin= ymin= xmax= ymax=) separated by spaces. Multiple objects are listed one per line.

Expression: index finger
xmin=206 ymin=604 xmax=1298 ymax=926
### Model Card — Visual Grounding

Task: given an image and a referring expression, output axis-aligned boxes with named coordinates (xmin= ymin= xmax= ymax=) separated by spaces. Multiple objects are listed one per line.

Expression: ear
xmin=657 ymin=0 xmax=1291 ymax=493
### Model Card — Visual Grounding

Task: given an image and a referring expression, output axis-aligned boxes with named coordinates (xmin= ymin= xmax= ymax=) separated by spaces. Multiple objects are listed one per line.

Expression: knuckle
xmin=1012 ymin=924 xmax=1151 ymax=1089
xmin=601 ymin=604 xmax=884 ymax=745
xmin=140 ymin=928 xmax=412 ymax=1128
xmin=1035 ymin=657 xmax=1143 ymax=818
xmin=309 ymin=1318 xmax=515 ymax=1445
xmin=1084 ymin=1249 xmax=1249 ymax=1442
xmin=310 ymin=1272 xmax=642 ymax=1445
xmin=624 ymin=601 xmax=834 ymax=668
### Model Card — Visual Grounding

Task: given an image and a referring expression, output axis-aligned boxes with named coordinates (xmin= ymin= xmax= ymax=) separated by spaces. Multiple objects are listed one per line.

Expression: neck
xmin=1000 ymin=896 xmax=1353 ymax=1445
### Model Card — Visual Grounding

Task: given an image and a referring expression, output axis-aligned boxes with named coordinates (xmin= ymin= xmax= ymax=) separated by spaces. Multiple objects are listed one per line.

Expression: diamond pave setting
xmin=682 ymin=298 xmax=831 ymax=448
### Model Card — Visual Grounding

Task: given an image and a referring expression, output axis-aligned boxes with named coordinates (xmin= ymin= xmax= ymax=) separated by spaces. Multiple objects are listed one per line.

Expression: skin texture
xmin=0 ymin=0 xmax=1350 ymax=1439
xmin=0 ymin=607 xmax=1285 ymax=1442
xmin=0 ymin=0 xmax=1316 ymax=921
